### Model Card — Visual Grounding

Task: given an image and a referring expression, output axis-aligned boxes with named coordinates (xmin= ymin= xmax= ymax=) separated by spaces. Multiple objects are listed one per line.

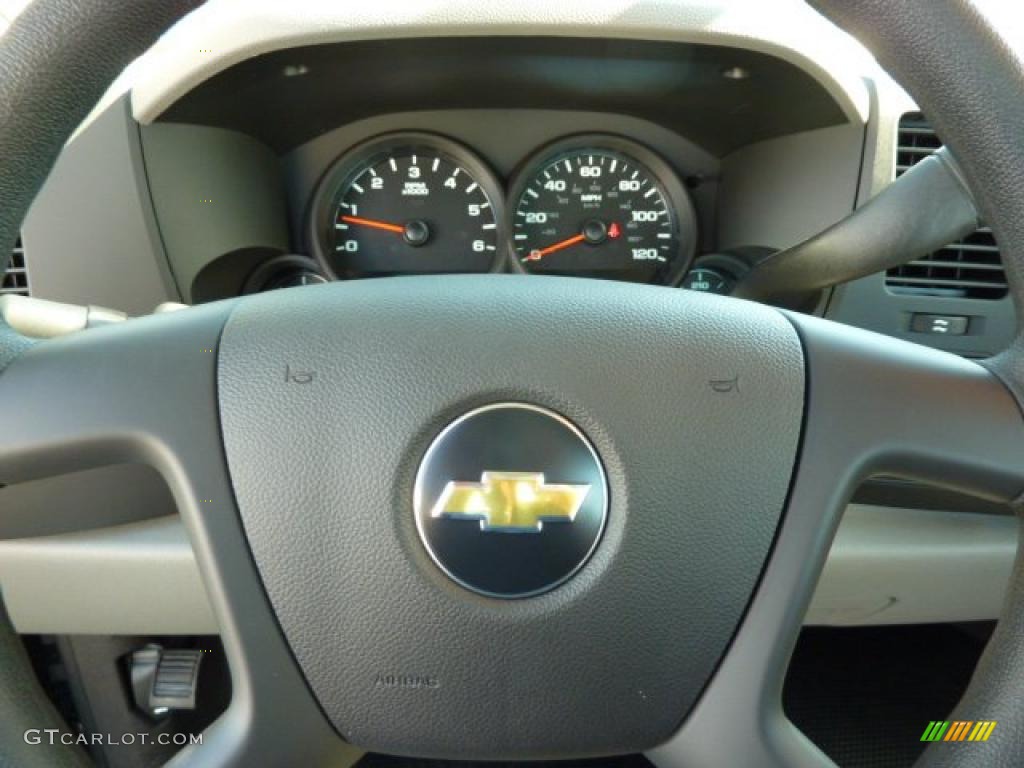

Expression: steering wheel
xmin=1 ymin=1 xmax=1023 ymax=766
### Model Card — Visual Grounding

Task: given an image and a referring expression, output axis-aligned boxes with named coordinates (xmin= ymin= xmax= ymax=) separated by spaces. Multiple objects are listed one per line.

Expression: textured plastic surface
xmin=0 ymin=220 xmax=1021 ymax=768
xmin=0 ymin=305 xmax=360 ymax=768
xmin=0 ymin=463 xmax=175 ymax=539
xmin=21 ymin=97 xmax=179 ymax=315
xmin=3 ymin=0 xmax=1024 ymax=766
xmin=157 ymin=37 xmax=849 ymax=157
xmin=140 ymin=123 xmax=290 ymax=302
xmin=0 ymin=0 xmax=201 ymax=281
xmin=826 ymin=84 xmax=1017 ymax=359
xmin=131 ymin=1 xmax=871 ymax=128
xmin=5 ymin=499 xmax=1013 ymax=636
xmin=811 ymin=1 xmax=1024 ymax=765
xmin=217 ymin=275 xmax=805 ymax=759
xmin=0 ymin=516 xmax=218 ymax=635
xmin=716 ymin=122 xmax=863 ymax=252
xmin=0 ymin=3 xmax=201 ymax=762
xmin=735 ymin=148 xmax=979 ymax=303
xmin=805 ymin=504 xmax=1019 ymax=626
xmin=649 ymin=313 xmax=1024 ymax=768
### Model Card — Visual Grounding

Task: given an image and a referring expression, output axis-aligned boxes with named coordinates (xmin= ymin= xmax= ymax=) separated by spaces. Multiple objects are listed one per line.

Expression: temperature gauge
xmin=681 ymin=253 xmax=753 ymax=295
xmin=682 ymin=266 xmax=735 ymax=295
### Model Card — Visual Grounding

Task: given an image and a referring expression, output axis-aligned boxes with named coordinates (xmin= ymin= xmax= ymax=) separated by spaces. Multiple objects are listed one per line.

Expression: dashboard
xmin=14 ymin=11 xmax=1016 ymax=377
xmin=6 ymin=1 xmax=1018 ymax=635
xmin=116 ymin=34 xmax=865 ymax=305
xmin=17 ymin=5 xmax=1016 ymax=359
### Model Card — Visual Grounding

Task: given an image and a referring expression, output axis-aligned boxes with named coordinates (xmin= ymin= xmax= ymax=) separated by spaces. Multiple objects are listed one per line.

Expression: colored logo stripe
xmin=921 ymin=722 xmax=949 ymax=742
xmin=969 ymin=721 xmax=997 ymax=742
xmin=944 ymin=721 xmax=972 ymax=741
xmin=921 ymin=721 xmax=996 ymax=742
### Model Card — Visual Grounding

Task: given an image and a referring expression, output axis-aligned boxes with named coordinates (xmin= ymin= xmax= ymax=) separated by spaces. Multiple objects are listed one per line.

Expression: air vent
xmin=2 ymin=237 xmax=30 ymax=296
xmin=886 ymin=113 xmax=1006 ymax=300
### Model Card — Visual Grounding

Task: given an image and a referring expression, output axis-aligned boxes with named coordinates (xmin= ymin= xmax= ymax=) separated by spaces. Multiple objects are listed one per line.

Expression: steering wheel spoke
xmin=649 ymin=314 xmax=1024 ymax=768
xmin=0 ymin=307 xmax=360 ymax=767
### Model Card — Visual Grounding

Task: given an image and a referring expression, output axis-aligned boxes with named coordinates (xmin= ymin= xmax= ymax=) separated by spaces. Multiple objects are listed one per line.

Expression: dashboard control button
xmin=910 ymin=313 xmax=969 ymax=335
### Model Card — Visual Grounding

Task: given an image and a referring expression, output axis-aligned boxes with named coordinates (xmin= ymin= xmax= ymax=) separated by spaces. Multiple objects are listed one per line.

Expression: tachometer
xmin=310 ymin=134 xmax=505 ymax=278
xmin=509 ymin=136 xmax=696 ymax=284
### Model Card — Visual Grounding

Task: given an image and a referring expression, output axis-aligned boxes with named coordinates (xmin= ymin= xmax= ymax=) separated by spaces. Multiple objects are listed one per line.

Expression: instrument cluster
xmin=307 ymin=132 xmax=700 ymax=286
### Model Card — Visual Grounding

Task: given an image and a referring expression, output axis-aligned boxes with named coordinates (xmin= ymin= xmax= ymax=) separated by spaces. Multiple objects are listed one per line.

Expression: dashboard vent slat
xmin=886 ymin=113 xmax=1006 ymax=300
xmin=2 ymin=237 xmax=31 ymax=296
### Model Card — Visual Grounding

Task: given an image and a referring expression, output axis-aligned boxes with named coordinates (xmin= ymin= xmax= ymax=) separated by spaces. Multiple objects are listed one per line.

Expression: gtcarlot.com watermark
xmin=25 ymin=729 xmax=202 ymax=747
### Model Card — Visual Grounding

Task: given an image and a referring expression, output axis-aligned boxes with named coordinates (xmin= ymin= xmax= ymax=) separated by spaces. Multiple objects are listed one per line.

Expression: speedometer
xmin=309 ymin=134 xmax=505 ymax=279
xmin=509 ymin=136 xmax=696 ymax=284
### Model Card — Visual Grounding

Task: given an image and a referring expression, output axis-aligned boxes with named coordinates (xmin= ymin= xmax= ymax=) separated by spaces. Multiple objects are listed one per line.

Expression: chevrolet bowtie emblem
xmin=431 ymin=471 xmax=591 ymax=532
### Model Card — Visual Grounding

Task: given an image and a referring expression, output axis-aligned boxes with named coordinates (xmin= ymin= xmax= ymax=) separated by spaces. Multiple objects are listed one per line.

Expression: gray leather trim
xmin=809 ymin=1 xmax=1024 ymax=765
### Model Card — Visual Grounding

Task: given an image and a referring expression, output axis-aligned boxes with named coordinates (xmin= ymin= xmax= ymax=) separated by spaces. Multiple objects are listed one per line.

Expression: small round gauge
xmin=267 ymin=270 xmax=328 ymax=291
xmin=680 ymin=253 xmax=750 ymax=296
xmin=309 ymin=134 xmax=505 ymax=278
xmin=682 ymin=267 xmax=734 ymax=295
xmin=243 ymin=254 xmax=328 ymax=294
xmin=508 ymin=136 xmax=696 ymax=284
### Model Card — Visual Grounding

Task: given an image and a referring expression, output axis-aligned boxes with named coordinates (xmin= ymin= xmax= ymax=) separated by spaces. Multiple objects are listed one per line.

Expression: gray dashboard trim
xmin=1 ymin=504 xmax=1013 ymax=636
xmin=0 ymin=516 xmax=217 ymax=635
xmin=129 ymin=2 xmax=871 ymax=128
xmin=806 ymin=504 xmax=1018 ymax=626
xmin=0 ymin=463 xmax=175 ymax=540
xmin=140 ymin=122 xmax=289 ymax=303
xmin=717 ymin=122 xmax=864 ymax=252
xmin=21 ymin=96 xmax=179 ymax=315
xmin=825 ymin=77 xmax=1017 ymax=355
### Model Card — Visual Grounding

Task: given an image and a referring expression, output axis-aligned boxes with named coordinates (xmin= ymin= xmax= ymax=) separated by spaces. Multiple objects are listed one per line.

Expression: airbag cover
xmin=217 ymin=275 xmax=804 ymax=758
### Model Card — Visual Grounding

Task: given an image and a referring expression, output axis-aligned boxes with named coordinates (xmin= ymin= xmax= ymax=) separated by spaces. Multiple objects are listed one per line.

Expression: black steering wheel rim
xmin=0 ymin=2 xmax=1023 ymax=767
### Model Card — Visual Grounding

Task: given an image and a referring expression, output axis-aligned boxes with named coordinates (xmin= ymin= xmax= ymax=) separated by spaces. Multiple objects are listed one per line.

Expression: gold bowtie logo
xmin=431 ymin=471 xmax=590 ymax=532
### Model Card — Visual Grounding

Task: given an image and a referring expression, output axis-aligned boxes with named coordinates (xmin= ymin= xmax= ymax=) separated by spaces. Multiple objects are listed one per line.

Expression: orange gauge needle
xmin=526 ymin=233 xmax=586 ymax=261
xmin=340 ymin=215 xmax=405 ymax=234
